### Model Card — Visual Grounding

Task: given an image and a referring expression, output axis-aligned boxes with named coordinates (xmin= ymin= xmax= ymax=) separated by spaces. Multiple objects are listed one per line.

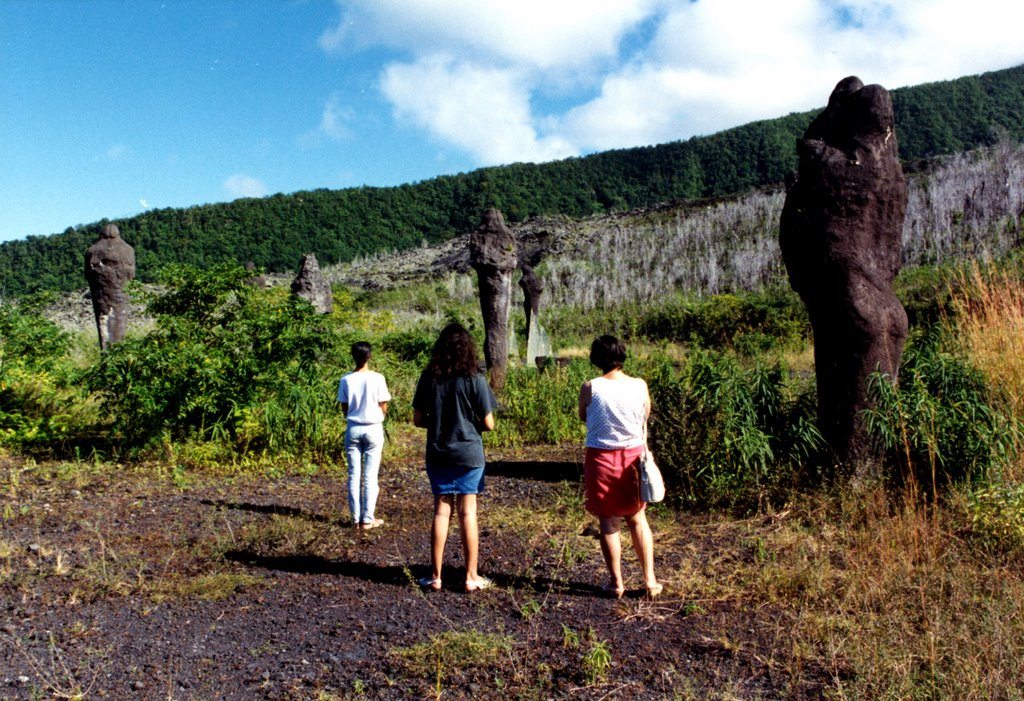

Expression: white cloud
xmin=106 ymin=144 xmax=130 ymax=160
xmin=322 ymin=0 xmax=662 ymax=70
xmin=563 ymin=0 xmax=1024 ymax=151
xmin=139 ymin=199 xmax=151 ymax=209
xmin=319 ymin=94 xmax=355 ymax=141
xmin=322 ymin=0 xmax=1024 ymax=165
xmin=300 ymin=94 xmax=357 ymax=148
xmin=382 ymin=55 xmax=576 ymax=164
xmin=224 ymin=174 xmax=269 ymax=199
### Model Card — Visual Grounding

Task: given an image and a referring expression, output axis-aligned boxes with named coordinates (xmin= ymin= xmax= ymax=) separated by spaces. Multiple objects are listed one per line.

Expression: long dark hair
xmin=427 ymin=322 xmax=481 ymax=377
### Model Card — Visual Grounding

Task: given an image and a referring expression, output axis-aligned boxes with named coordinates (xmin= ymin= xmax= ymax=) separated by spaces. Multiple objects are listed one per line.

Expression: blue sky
xmin=2 ymin=0 xmax=1023 ymax=244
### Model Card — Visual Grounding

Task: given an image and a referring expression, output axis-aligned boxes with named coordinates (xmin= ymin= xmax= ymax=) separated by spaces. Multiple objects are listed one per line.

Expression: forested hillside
xmin=3 ymin=64 xmax=1022 ymax=296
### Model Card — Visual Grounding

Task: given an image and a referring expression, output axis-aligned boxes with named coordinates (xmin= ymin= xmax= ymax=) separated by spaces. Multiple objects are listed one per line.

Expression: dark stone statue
xmin=84 ymin=223 xmax=136 ymax=350
xmin=291 ymin=253 xmax=333 ymax=314
xmin=780 ymin=76 xmax=909 ymax=470
xmin=244 ymin=261 xmax=267 ymax=289
xmin=470 ymin=208 xmax=518 ymax=391
xmin=518 ymin=263 xmax=543 ymax=332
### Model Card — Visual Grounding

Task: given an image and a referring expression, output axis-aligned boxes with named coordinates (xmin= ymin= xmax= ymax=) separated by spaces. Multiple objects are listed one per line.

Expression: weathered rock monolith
xmin=84 ymin=223 xmax=136 ymax=350
xmin=470 ymin=208 xmax=518 ymax=391
xmin=291 ymin=253 xmax=333 ymax=313
xmin=780 ymin=76 xmax=909 ymax=470
xmin=519 ymin=263 xmax=543 ymax=332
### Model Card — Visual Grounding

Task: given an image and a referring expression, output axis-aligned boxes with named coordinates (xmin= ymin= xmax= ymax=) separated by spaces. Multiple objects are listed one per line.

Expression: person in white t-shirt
xmin=337 ymin=341 xmax=391 ymax=529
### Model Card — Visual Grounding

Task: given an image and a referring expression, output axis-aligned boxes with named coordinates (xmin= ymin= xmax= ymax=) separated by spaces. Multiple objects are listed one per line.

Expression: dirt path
xmin=0 ymin=454 xmax=829 ymax=699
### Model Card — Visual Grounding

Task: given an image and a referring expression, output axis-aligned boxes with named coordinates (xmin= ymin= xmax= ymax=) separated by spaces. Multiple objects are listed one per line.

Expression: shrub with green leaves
xmin=638 ymin=287 xmax=808 ymax=350
xmin=646 ymin=350 xmax=822 ymax=509
xmin=86 ymin=264 xmax=347 ymax=457
xmin=0 ymin=303 xmax=94 ymax=452
xmin=492 ymin=360 xmax=590 ymax=447
xmin=864 ymin=328 xmax=1021 ymax=488
xmin=968 ymin=483 xmax=1024 ymax=554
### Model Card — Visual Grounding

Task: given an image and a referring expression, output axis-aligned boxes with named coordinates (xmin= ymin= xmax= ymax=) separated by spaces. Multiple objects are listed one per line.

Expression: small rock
xmin=17 ymin=676 xmax=29 ymax=685
xmin=133 ymin=681 xmax=145 ymax=690
xmin=27 ymin=544 xmax=40 ymax=553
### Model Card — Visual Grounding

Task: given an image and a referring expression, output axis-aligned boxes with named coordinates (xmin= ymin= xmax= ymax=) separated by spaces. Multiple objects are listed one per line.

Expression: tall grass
xmin=747 ymin=488 xmax=1024 ymax=698
xmin=951 ymin=264 xmax=1024 ymax=423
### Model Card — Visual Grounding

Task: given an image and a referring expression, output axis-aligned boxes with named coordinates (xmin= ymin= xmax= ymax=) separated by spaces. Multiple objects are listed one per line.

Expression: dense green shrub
xmin=864 ymin=328 xmax=1021 ymax=489
xmin=492 ymin=361 xmax=590 ymax=447
xmin=0 ymin=303 xmax=70 ymax=372
xmin=0 ymin=304 xmax=95 ymax=452
xmin=968 ymin=483 xmax=1024 ymax=554
xmin=86 ymin=264 xmax=347 ymax=457
xmin=646 ymin=351 xmax=822 ymax=510
xmin=639 ymin=288 xmax=808 ymax=350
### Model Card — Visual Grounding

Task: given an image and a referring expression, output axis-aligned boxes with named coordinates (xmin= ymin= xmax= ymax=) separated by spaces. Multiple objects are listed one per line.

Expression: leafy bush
xmin=0 ymin=303 xmax=70 ymax=372
xmin=639 ymin=288 xmax=808 ymax=350
xmin=492 ymin=360 xmax=590 ymax=447
xmin=864 ymin=328 xmax=1021 ymax=489
xmin=0 ymin=304 xmax=97 ymax=452
xmin=86 ymin=264 xmax=347 ymax=457
xmin=646 ymin=350 xmax=822 ymax=510
xmin=968 ymin=483 xmax=1024 ymax=554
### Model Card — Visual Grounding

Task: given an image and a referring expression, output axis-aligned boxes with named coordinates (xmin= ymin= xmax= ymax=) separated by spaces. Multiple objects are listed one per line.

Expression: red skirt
xmin=583 ymin=445 xmax=646 ymax=518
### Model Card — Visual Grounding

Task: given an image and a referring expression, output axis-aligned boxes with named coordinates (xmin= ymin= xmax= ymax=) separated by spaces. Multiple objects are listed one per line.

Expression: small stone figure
xmin=244 ymin=261 xmax=267 ymax=289
xmin=290 ymin=253 xmax=333 ymax=314
xmin=518 ymin=263 xmax=543 ymax=332
xmin=470 ymin=208 xmax=518 ymax=391
xmin=84 ymin=223 xmax=136 ymax=350
xmin=780 ymin=76 xmax=909 ymax=470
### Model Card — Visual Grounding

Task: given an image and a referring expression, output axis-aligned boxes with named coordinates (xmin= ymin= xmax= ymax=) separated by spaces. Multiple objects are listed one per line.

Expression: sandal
xmin=417 ymin=576 xmax=442 ymax=591
xmin=465 ymin=576 xmax=494 ymax=593
xmin=359 ymin=518 xmax=384 ymax=530
xmin=602 ymin=583 xmax=625 ymax=599
xmin=645 ymin=582 xmax=663 ymax=599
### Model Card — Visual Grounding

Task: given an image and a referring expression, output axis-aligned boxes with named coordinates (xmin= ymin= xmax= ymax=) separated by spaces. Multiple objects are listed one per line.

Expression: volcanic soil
xmin=0 ymin=449 xmax=831 ymax=699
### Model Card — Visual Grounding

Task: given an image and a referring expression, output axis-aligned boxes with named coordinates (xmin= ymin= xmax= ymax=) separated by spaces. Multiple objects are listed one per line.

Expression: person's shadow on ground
xmin=223 ymin=549 xmax=603 ymax=597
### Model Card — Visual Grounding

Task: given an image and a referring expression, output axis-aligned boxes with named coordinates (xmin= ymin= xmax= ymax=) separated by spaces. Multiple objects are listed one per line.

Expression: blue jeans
xmin=345 ymin=423 xmax=385 ymax=524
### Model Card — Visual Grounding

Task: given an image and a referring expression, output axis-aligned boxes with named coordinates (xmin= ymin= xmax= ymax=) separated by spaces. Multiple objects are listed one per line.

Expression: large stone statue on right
xmin=780 ymin=76 xmax=909 ymax=470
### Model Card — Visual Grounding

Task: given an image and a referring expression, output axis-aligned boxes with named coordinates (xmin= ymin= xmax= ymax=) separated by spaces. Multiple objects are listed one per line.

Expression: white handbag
xmin=638 ymin=421 xmax=665 ymax=503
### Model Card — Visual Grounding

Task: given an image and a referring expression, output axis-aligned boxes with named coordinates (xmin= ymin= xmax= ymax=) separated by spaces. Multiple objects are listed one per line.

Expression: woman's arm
xmin=481 ymin=412 xmax=495 ymax=432
xmin=379 ymin=401 xmax=389 ymax=415
xmin=578 ymin=381 xmax=592 ymax=422
xmin=413 ymin=409 xmax=426 ymax=428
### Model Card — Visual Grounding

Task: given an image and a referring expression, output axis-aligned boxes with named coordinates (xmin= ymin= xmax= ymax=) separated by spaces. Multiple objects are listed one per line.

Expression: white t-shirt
xmin=337 ymin=370 xmax=391 ymax=425
xmin=584 ymin=376 xmax=648 ymax=449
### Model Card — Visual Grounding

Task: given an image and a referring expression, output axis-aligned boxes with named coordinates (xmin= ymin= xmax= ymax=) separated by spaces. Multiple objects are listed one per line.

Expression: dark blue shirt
xmin=413 ymin=371 xmax=497 ymax=469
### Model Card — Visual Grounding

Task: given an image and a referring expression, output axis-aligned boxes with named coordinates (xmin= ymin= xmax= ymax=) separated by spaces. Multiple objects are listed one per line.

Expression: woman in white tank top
xmin=578 ymin=335 xmax=661 ymax=599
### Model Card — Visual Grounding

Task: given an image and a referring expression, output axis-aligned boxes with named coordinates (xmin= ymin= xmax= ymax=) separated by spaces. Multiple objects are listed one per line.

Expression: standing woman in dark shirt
xmin=412 ymin=323 xmax=497 ymax=592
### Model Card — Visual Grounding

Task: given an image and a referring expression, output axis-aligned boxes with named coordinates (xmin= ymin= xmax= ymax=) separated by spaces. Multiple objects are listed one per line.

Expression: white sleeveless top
xmin=584 ymin=376 xmax=648 ymax=449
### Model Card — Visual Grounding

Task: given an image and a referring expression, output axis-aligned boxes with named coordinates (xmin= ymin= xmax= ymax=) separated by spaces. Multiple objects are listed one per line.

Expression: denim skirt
xmin=426 ymin=464 xmax=486 ymax=495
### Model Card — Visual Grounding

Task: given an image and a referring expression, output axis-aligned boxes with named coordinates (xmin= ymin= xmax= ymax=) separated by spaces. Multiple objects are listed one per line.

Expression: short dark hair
xmin=427 ymin=323 xmax=481 ymax=377
xmin=351 ymin=341 xmax=372 ymax=368
xmin=589 ymin=335 xmax=626 ymax=373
